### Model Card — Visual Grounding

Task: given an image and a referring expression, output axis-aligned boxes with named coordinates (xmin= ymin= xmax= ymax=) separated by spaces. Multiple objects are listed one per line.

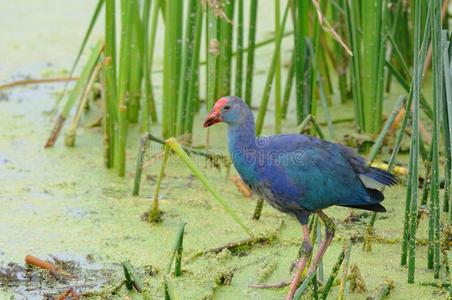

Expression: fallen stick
xmin=0 ymin=77 xmax=79 ymax=90
xmin=203 ymin=235 xmax=272 ymax=255
xmin=250 ymin=281 xmax=290 ymax=289
xmin=57 ymin=287 xmax=80 ymax=300
xmin=25 ymin=254 xmax=62 ymax=278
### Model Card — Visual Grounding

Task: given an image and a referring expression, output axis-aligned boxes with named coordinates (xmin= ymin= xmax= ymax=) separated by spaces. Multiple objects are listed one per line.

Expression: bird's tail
xmin=341 ymin=188 xmax=387 ymax=212
xmin=363 ymin=167 xmax=397 ymax=186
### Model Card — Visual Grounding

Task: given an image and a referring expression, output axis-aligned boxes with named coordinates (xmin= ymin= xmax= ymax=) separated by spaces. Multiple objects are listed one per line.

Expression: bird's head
xmin=203 ymin=96 xmax=249 ymax=128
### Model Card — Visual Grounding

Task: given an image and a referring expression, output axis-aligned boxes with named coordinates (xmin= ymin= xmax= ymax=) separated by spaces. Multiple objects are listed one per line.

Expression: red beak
xmin=203 ymin=111 xmax=223 ymax=128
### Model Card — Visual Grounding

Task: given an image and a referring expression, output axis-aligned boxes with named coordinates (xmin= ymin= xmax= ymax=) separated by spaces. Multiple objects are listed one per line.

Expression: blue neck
xmin=227 ymin=117 xmax=258 ymax=183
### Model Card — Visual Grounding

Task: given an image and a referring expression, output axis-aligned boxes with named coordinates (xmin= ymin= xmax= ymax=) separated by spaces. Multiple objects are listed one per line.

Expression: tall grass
xmin=345 ymin=0 xmax=385 ymax=134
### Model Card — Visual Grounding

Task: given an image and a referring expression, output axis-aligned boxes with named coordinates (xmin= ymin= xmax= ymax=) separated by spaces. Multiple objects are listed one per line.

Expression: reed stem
xmin=165 ymin=138 xmax=252 ymax=236
xmin=255 ymin=1 xmax=290 ymax=135
xmin=235 ymin=0 xmax=244 ymax=97
xmin=244 ymin=0 xmax=258 ymax=105
xmin=149 ymin=145 xmax=170 ymax=223
xmin=115 ymin=0 xmax=135 ymax=176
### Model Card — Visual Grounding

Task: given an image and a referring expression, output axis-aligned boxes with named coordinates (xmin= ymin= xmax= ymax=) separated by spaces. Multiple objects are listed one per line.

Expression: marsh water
xmin=0 ymin=1 xmax=449 ymax=299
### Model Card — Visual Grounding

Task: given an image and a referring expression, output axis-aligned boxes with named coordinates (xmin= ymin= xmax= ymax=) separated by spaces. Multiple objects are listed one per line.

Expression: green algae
xmin=1 ymin=79 xmax=450 ymax=300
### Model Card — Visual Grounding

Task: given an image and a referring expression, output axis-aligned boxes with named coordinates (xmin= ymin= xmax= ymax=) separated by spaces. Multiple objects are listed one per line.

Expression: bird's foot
xmin=285 ymin=257 xmax=309 ymax=300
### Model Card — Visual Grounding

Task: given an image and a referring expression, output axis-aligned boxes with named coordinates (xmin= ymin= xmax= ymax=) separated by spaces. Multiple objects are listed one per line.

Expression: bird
xmin=203 ymin=96 xmax=397 ymax=299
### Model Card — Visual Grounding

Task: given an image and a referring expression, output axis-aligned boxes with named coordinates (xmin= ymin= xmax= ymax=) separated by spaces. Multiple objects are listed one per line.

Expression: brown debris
xmin=25 ymin=255 xmax=62 ymax=278
xmin=348 ymin=264 xmax=367 ymax=293
xmin=57 ymin=287 xmax=80 ymax=300
xmin=231 ymin=175 xmax=252 ymax=198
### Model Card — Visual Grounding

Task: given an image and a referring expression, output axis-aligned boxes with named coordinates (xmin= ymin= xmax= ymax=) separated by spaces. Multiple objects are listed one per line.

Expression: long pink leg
xmin=285 ymin=224 xmax=312 ymax=300
xmin=307 ymin=210 xmax=336 ymax=274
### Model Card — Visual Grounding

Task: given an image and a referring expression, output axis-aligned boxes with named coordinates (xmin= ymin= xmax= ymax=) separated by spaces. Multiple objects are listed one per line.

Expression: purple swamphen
xmin=203 ymin=96 xmax=397 ymax=299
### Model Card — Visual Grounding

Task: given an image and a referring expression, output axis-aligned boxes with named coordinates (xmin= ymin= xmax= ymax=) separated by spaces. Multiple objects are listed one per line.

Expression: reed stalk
xmin=165 ymin=138 xmax=252 ymax=236
xmin=442 ymin=31 xmax=452 ymax=218
xmin=216 ymin=1 xmax=235 ymax=98
xmin=293 ymin=271 xmax=317 ymax=300
xmin=428 ymin=0 xmax=442 ymax=278
xmin=344 ymin=0 xmax=363 ymax=131
xmin=176 ymin=0 xmax=197 ymax=136
xmin=64 ymin=62 xmax=103 ymax=147
xmin=139 ymin=0 xmax=153 ymax=132
xmin=399 ymin=0 xmax=432 ymax=270
xmin=45 ymin=40 xmax=104 ymax=148
xmin=127 ymin=3 xmax=143 ymax=124
xmin=122 ymin=261 xmax=144 ymax=292
xmin=255 ymin=1 xmax=290 ymax=135
xmin=115 ymin=0 xmax=135 ymax=176
xmin=363 ymin=95 xmax=405 ymax=252
xmin=252 ymin=198 xmax=264 ymax=220
xmin=282 ymin=51 xmax=295 ymax=119
xmin=361 ymin=0 xmax=385 ymax=133
xmin=344 ymin=0 xmax=387 ymax=134
xmin=206 ymin=6 xmax=219 ymax=110
xmin=162 ymin=0 xmax=182 ymax=138
xmin=144 ymin=0 xmax=160 ymax=126
xmin=292 ymin=0 xmax=310 ymax=124
xmin=103 ymin=0 xmax=117 ymax=168
xmin=337 ymin=241 xmax=352 ymax=300
xmin=274 ymin=0 xmax=282 ymax=134
xmin=406 ymin=0 xmax=422 ymax=283
xmin=321 ymin=248 xmax=346 ymax=299
xmin=234 ymin=0 xmax=244 ymax=97
xmin=384 ymin=1 xmax=402 ymax=93
xmin=184 ymin=2 xmax=203 ymax=137
xmin=149 ymin=144 xmax=170 ymax=223
xmin=133 ymin=134 xmax=150 ymax=196
xmin=332 ymin=0 xmax=348 ymax=103
xmin=58 ymin=0 xmax=105 ymax=110
xmin=244 ymin=0 xmax=258 ymax=106
xmin=166 ymin=222 xmax=187 ymax=276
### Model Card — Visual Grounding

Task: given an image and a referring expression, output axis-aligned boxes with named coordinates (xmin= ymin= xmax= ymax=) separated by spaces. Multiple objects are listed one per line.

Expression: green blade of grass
xmin=45 ymin=40 xmax=104 ymax=148
xmin=165 ymin=137 xmax=252 ymax=237
xmin=166 ymin=222 xmax=187 ymax=276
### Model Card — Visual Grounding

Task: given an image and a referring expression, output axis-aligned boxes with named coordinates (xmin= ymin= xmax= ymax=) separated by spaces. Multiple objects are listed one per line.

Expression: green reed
xmin=427 ymin=0 xmax=442 ymax=278
xmin=244 ymin=0 xmax=258 ymax=106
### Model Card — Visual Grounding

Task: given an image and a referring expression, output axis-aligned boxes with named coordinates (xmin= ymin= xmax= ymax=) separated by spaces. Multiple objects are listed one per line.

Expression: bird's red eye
xmin=224 ymin=104 xmax=231 ymax=111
